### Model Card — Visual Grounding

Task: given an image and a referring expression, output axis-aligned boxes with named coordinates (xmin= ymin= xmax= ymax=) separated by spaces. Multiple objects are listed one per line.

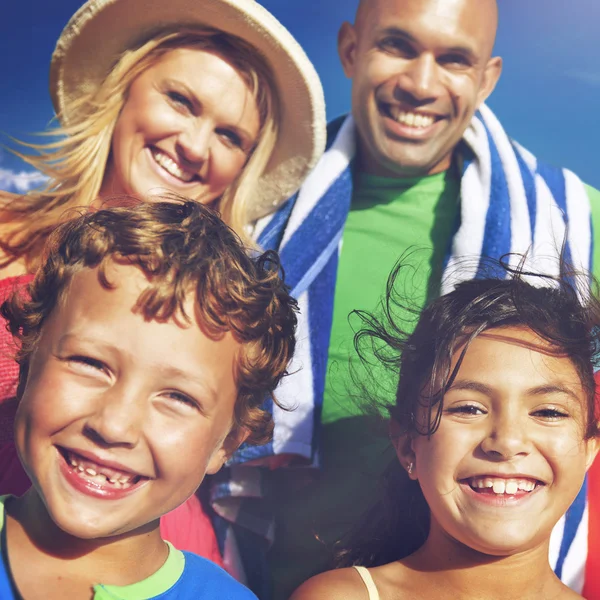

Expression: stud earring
xmin=407 ymin=462 xmax=414 ymax=475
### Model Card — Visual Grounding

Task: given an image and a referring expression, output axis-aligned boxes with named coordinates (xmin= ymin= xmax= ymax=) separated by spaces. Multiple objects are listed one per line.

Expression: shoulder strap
xmin=353 ymin=566 xmax=380 ymax=600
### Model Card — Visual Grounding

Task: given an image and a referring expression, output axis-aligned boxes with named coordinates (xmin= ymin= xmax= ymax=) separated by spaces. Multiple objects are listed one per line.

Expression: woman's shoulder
xmin=289 ymin=567 xmax=378 ymax=600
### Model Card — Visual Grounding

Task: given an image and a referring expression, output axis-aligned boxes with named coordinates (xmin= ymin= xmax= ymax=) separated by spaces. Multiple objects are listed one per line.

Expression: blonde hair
xmin=2 ymin=27 xmax=279 ymax=265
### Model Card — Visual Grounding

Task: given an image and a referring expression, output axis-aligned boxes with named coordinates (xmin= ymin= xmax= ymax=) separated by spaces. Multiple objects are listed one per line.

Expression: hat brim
xmin=50 ymin=0 xmax=326 ymax=219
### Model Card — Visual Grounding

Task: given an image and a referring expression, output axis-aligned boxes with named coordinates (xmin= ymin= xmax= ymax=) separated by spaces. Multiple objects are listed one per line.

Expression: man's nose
xmin=396 ymin=54 xmax=439 ymax=102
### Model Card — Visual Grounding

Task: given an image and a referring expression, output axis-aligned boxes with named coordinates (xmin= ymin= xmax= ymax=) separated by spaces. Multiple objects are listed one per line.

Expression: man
xmin=228 ymin=0 xmax=600 ymax=597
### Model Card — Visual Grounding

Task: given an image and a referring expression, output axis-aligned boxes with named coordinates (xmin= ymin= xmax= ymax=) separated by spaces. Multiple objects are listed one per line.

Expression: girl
xmin=0 ymin=0 xmax=324 ymax=562
xmin=291 ymin=265 xmax=600 ymax=599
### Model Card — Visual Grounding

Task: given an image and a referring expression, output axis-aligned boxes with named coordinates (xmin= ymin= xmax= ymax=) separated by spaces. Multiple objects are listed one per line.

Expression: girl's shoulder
xmin=289 ymin=567 xmax=373 ymax=600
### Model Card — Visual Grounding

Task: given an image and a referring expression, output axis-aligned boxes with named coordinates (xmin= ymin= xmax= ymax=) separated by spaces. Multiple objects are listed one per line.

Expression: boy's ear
xmin=390 ymin=419 xmax=418 ymax=481
xmin=205 ymin=427 xmax=250 ymax=475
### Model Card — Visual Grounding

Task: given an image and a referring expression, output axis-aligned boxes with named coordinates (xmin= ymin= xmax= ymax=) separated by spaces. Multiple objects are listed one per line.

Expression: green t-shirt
xmin=322 ymin=169 xmax=460 ymax=424
xmin=323 ymin=178 xmax=600 ymax=426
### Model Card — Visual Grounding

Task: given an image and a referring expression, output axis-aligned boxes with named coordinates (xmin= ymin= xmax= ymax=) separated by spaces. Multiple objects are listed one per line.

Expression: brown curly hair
xmin=1 ymin=198 xmax=298 ymax=445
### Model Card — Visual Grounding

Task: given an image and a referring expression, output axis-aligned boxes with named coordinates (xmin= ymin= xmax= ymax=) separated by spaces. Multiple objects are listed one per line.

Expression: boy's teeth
xmin=66 ymin=451 xmax=138 ymax=486
xmin=151 ymin=149 xmax=194 ymax=182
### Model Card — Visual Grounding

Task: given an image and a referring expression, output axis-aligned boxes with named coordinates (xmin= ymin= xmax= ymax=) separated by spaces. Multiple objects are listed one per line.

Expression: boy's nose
xmin=84 ymin=388 xmax=145 ymax=447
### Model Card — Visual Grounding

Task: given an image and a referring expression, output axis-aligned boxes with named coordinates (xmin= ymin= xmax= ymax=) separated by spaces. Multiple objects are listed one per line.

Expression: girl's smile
xmin=406 ymin=326 xmax=597 ymax=557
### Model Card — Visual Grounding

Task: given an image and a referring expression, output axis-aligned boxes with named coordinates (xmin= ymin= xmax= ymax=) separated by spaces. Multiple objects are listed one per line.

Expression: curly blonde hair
xmin=1 ymin=198 xmax=297 ymax=445
xmin=2 ymin=27 xmax=279 ymax=266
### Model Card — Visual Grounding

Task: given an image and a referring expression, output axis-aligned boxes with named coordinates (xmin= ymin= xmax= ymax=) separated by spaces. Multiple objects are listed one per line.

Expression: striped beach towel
xmin=212 ymin=104 xmax=594 ymax=592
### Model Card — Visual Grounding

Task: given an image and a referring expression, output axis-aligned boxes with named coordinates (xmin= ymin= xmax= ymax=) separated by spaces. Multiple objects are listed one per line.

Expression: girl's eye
xmin=166 ymin=91 xmax=193 ymax=112
xmin=218 ymin=128 xmax=243 ymax=150
xmin=532 ymin=407 xmax=569 ymax=420
xmin=446 ymin=404 xmax=486 ymax=416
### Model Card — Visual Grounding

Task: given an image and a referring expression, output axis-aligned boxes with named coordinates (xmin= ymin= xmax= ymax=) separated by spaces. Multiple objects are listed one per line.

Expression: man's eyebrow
xmin=377 ymin=26 xmax=478 ymax=60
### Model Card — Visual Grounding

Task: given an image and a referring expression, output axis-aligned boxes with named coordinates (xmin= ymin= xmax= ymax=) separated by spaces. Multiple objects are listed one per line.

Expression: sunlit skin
xmin=101 ymin=48 xmax=261 ymax=204
xmin=338 ymin=0 xmax=502 ymax=178
xmin=290 ymin=327 xmax=597 ymax=599
xmin=6 ymin=263 xmax=246 ymax=598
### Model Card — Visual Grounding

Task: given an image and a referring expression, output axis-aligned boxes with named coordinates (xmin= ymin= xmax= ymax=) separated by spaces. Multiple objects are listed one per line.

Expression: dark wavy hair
xmin=1 ymin=198 xmax=298 ymax=445
xmin=336 ymin=258 xmax=600 ymax=567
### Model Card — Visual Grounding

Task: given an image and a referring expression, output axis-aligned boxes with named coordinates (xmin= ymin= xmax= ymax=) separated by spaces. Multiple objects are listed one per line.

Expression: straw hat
xmin=49 ymin=0 xmax=326 ymax=219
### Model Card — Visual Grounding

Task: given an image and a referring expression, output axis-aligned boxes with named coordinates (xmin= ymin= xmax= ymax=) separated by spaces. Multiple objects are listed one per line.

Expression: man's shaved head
xmin=339 ymin=0 xmax=502 ymax=177
xmin=355 ymin=0 xmax=499 ymax=59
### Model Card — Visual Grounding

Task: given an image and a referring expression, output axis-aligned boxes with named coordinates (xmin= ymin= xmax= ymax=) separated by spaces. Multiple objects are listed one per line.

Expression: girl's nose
xmin=480 ymin=414 xmax=532 ymax=460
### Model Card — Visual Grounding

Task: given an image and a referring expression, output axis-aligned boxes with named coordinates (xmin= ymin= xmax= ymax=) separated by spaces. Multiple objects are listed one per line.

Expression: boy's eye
xmin=164 ymin=390 xmax=201 ymax=411
xmin=66 ymin=355 xmax=106 ymax=373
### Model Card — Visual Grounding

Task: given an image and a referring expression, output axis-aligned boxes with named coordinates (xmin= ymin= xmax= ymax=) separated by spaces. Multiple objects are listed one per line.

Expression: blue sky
xmin=1 ymin=0 xmax=598 ymax=191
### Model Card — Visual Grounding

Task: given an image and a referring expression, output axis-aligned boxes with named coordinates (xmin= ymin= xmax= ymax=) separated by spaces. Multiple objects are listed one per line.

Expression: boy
xmin=0 ymin=200 xmax=297 ymax=599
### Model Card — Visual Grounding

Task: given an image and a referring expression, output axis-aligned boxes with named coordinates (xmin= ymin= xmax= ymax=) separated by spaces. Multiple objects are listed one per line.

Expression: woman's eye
xmin=166 ymin=91 xmax=193 ymax=111
xmin=218 ymin=129 xmax=243 ymax=149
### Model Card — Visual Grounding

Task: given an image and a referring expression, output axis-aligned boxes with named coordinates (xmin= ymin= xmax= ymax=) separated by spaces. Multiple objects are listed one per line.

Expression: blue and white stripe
xmin=212 ymin=104 xmax=593 ymax=587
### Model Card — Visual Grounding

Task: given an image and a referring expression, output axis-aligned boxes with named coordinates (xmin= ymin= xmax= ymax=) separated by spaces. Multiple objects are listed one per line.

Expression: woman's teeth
xmin=468 ymin=477 xmax=537 ymax=495
xmin=151 ymin=149 xmax=195 ymax=183
xmin=67 ymin=452 xmax=139 ymax=489
xmin=386 ymin=106 xmax=435 ymax=129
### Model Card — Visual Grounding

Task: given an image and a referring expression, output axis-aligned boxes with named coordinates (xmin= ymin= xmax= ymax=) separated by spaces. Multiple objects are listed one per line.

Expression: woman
xmin=0 ymin=0 xmax=325 ymax=563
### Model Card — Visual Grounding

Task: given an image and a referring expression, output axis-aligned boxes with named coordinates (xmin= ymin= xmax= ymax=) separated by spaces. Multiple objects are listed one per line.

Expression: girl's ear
xmin=585 ymin=435 xmax=600 ymax=471
xmin=390 ymin=419 xmax=418 ymax=481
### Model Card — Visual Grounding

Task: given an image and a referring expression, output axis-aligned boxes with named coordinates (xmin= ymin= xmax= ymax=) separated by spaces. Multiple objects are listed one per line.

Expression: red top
xmin=0 ymin=273 xmax=223 ymax=566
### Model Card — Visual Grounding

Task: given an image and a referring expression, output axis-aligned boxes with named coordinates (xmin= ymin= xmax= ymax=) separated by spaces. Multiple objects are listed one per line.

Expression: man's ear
xmin=476 ymin=56 xmax=503 ymax=108
xmin=390 ymin=419 xmax=418 ymax=481
xmin=206 ymin=427 xmax=250 ymax=475
xmin=338 ymin=21 xmax=358 ymax=78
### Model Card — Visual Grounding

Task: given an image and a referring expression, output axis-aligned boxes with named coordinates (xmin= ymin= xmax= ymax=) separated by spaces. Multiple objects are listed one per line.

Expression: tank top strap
xmin=353 ymin=565 xmax=380 ymax=600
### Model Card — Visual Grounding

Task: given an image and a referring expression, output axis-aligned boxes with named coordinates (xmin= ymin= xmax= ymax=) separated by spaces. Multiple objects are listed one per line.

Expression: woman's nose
xmin=176 ymin=120 xmax=212 ymax=166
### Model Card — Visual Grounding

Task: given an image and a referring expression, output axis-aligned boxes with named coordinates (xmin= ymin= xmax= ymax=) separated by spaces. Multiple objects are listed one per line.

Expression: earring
xmin=407 ymin=462 xmax=414 ymax=475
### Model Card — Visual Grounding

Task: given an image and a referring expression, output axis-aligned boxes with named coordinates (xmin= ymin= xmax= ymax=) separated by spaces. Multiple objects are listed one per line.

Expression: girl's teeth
xmin=492 ymin=480 xmax=506 ymax=494
xmin=85 ymin=468 xmax=97 ymax=476
xmin=152 ymin=150 xmax=194 ymax=182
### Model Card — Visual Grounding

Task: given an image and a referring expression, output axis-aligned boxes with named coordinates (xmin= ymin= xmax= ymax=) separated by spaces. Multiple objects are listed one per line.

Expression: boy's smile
xmin=407 ymin=326 xmax=598 ymax=556
xmin=15 ymin=261 xmax=242 ymax=540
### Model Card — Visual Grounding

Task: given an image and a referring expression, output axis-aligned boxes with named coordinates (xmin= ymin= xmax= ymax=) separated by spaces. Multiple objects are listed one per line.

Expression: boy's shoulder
xmin=175 ymin=552 xmax=258 ymax=599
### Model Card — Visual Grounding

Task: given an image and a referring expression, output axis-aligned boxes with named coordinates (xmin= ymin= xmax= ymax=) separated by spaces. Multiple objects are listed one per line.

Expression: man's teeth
xmin=387 ymin=106 xmax=435 ymax=129
xmin=151 ymin=150 xmax=195 ymax=183
xmin=67 ymin=452 xmax=138 ymax=489
xmin=469 ymin=477 xmax=537 ymax=495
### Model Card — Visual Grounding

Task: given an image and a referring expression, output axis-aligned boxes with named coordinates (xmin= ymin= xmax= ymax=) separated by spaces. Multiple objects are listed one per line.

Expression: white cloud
xmin=566 ymin=70 xmax=600 ymax=86
xmin=0 ymin=167 xmax=48 ymax=194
